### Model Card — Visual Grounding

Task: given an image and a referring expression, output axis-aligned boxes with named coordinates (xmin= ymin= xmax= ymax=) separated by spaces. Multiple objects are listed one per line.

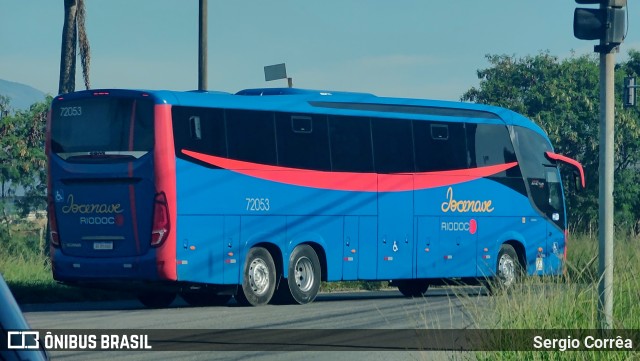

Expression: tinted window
xmin=329 ymin=116 xmax=373 ymax=172
xmin=172 ymin=106 xmax=226 ymax=157
xmin=372 ymin=118 xmax=414 ymax=173
xmin=276 ymin=113 xmax=331 ymax=170
xmin=513 ymin=126 xmax=553 ymax=179
xmin=466 ymin=123 xmax=520 ymax=177
xmin=414 ymin=121 xmax=468 ymax=171
xmin=513 ymin=126 xmax=564 ymax=226
xmin=227 ymin=110 xmax=277 ymax=165
xmin=52 ymin=97 xmax=154 ymax=153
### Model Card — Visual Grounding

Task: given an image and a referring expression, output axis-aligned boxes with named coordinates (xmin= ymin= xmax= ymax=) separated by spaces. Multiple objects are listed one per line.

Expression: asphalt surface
xmin=23 ymin=287 xmax=489 ymax=361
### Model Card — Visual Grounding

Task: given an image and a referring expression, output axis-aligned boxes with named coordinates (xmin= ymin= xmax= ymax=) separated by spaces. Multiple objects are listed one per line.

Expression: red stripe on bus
xmin=154 ymin=104 xmax=178 ymax=281
xmin=181 ymin=149 xmax=518 ymax=192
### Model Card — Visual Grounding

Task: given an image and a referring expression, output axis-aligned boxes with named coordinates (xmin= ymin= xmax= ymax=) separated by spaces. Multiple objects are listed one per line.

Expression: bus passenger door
xmin=377 ymin=175 xmax=414 ymax=280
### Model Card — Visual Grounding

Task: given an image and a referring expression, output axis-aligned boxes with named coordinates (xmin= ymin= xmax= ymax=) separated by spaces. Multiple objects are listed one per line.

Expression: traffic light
xmin=573 ymin=0 xmax=626 ymax=50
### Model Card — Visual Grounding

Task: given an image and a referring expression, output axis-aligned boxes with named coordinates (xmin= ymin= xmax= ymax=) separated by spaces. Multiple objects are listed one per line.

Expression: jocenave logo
xmin=61 ymin=194 xmax=123 ymax=214
xmin=61 ymin=194 xmax=124 ymax=225
xmin=441 ymin=187 xmax=494 ymax=213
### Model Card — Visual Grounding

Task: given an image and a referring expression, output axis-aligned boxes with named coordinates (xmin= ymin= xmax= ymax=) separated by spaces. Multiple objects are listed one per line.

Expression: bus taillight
xmin=48 ymin=201 xmax=60 ymax=247
xmin=151 ymin=192 xmax=170 ymax=247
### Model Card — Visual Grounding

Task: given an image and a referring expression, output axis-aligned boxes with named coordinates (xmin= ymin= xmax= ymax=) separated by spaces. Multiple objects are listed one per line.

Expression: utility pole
xmin=198 ymin=0 xmax=208 ymax=91
xmin=573 ymin=0 xmax=626 ymax=330
xmin=597 ymin=38 xmax=615 ymax=330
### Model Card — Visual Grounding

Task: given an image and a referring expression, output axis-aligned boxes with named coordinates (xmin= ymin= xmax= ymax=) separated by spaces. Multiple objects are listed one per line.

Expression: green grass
xmin=463 ymin=234 xmax=640 ymax=360
xmin=0 ymin=251 xmax=132 ymax=304
xmin=321 ymin=280 xmax=388 ymax=292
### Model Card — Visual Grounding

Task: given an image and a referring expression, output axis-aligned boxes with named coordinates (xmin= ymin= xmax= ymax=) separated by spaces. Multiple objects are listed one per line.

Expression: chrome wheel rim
xmin=294 ymin=256 xmax=314 ymax=292
xmin=248 ymin=258 xmax=270 ymax=295
xmin=498 ymin=254 xmax=516 ymax=287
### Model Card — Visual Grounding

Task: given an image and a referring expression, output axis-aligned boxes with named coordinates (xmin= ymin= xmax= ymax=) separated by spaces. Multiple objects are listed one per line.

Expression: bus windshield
xmin=51 ymin=97 xmax=154 ymax=160
xmin=512 ymin=126 xmax=565 ymax=228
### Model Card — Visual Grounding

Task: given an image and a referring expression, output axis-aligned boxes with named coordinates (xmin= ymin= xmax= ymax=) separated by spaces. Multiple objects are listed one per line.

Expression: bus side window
xmin=466 ymin=123 xmax=520 ymax=177
xmin=227 ymin=109 xmax=277 ymax=166
xmin=276 ymin=113 xmax=331 ymax=171
xmin=414 ymin=121 xmax=467 ymax=172
xmin=372 ymin=118 xmax=414 ymax=173
xmin=172 ymin=106 xmax=226 ymax=158
xmin=329 ymin=115 xmax=373 ymax=172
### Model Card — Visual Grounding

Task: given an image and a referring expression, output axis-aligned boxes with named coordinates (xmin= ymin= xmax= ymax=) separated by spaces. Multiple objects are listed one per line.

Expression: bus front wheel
xmin=235 ymin=247 xmax=276 ymax=306
xmin=496 ymin=244 xmax=522 ymax=289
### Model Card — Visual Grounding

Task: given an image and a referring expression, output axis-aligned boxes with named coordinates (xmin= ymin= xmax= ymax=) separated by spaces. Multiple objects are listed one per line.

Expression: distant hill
xmin=0 ymin=79 xmax=46 ymax=111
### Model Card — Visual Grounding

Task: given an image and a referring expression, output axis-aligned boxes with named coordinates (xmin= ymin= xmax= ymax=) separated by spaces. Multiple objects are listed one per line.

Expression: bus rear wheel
xmin=235 ymin=247 xmax=276 ymax=306
xmin=137 ymin=291 xmax=176 ymax=308
xmin=396 ymin=280 xmax=429 ymax=297
xmin=284 ymin=245 xmax=321 ymax=305
xmin=181 ymin=293 xmax=231 ymax=307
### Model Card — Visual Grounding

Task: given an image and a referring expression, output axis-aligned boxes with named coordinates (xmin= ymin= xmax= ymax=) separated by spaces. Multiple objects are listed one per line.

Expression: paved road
xmin=23 ymin=287 xmax=489 ymax=361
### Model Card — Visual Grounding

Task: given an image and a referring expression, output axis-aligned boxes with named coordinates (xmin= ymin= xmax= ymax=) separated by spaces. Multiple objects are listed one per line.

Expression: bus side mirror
xmin=545 ymin=152 xmax=585 ymax=189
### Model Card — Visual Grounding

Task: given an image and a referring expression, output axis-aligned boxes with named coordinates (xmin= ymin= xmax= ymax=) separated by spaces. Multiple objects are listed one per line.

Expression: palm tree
xmin=58 ymin=0 xmax=90 ymax=94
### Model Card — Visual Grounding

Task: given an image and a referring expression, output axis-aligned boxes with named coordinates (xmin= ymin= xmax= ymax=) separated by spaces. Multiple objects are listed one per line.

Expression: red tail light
xmin=151 ymin=192 xmax=170 ymax=247
xmin=48 ymin=201 xmax=60 ymax=247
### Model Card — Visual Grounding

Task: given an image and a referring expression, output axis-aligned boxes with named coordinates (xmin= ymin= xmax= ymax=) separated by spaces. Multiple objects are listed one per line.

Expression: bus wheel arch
xmin=504 ymin=240 xmax=527 ymax=273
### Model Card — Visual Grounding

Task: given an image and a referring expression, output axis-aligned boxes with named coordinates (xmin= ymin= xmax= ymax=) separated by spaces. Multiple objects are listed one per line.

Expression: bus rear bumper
xmin=51 ymin=249 xmax=162 ymax=282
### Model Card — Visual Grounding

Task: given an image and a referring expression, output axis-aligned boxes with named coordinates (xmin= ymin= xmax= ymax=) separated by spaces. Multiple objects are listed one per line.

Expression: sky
xmin=1 ymin=1 xmax=639 ymax=102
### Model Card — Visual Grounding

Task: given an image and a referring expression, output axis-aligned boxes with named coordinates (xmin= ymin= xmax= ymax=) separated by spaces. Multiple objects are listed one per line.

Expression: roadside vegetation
xmin=0 ymin=225 xmax=132 ymax=304
xmin=464 ymin=233 xmax=640 ymax=360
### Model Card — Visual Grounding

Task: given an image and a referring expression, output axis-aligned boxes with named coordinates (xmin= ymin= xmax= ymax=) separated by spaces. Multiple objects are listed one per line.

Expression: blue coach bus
xmin=47 ymin=87 xmax=584 ymax=307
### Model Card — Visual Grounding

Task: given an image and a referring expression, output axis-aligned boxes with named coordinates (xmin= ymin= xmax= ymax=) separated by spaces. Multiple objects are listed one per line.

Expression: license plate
xmin=93 ymin=241 xmax=113 ymax=250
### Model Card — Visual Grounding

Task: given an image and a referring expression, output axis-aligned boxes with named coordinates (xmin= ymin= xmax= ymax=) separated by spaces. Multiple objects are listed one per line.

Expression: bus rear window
xmin=51 ymin=97 xmax=154 ymax=155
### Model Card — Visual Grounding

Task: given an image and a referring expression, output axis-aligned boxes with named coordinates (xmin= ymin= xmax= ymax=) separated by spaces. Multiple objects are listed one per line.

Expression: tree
xmin=0 ymin=97 xmax=51 ymax=245
xmin=59 ymin=0 xmax=91 ymax=95
xmin=462 ymin=52 xmax=640 ymax=233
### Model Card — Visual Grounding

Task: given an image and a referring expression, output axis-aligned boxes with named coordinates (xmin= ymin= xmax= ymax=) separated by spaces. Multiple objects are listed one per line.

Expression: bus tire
xmin=397 ymin=280 xmax=429 ymax=297
xmin=137 ymin=291 xmax=176 ymax=308
xmin=181 ymin=293 xmax=231 ymax=307
xmin=496 ymin=244 xmax=522 ymax=290
xmin=235 ymin=247 xmax=276 ymax=306
xmin=286 ymin=245 xmax=321 ymax=305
